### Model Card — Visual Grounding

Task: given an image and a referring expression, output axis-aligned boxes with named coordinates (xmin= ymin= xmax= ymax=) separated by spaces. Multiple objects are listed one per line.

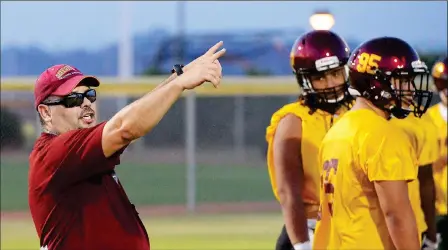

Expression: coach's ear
xmin=37 ymin=104 xmax=52 ymax=124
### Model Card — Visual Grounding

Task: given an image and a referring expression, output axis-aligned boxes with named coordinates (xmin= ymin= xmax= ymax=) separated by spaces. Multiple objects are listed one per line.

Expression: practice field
xmin=1 ymin=212 xmax=284 ymax=250
xmin=1 ymin=158 xmax=281 ymax=249
xmin=1 ymin=160 xmax=275 ymax=211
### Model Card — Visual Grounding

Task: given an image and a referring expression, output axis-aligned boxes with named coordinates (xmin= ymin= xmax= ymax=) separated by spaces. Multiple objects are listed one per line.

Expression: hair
xmin=297 ymin=90 xmax=354 ymax=116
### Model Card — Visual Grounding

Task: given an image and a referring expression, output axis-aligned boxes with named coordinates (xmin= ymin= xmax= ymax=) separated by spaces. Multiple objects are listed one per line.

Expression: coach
xmin=28 ymin=42 xmax=226 ymax=250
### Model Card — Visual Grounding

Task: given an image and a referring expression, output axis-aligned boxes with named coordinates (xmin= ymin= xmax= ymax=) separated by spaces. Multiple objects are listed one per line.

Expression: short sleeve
xmin=43 ymin=122 xmax=127 ymax=187
xmin=418 ymin=118 xmax=440 ymax=166
xmin=362 ymin=126 xmax=418 ymax=182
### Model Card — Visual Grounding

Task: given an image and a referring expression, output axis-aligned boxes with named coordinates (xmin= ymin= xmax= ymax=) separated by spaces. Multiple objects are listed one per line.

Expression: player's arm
xmin=419 ymin=164 xmax=437 ymax=243
xmin=375 ymin=180 xmax=420 ymax=250
xmin=418 ymin=121 xmax=439 ymax=244
xmin=102 ymin=42 xmax=225 ymax=158
xmin=366 ymin=130 xmax=420 ymax=250
xmin=273 ymin=114 xmax=310 ymax=246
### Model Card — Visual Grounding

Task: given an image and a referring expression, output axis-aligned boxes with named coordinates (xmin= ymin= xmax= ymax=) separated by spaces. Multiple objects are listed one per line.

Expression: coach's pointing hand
xmin=183 ymin=41 xmax=226 ymax=72
xmin=176 ymin=41 xmax=226 ymax=90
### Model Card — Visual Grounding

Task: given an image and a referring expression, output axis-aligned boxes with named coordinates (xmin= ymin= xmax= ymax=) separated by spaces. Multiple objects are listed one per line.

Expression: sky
xmin=1 ymin=1 xmax=447 ymax=52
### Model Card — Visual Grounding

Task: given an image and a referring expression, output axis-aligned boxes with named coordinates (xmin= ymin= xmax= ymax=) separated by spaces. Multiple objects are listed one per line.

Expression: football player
xmin=427 ymin=57 xmax=448 ymax=250
xmin=314 ymin=37 xmax=431 ymax=250
xmin=390 ymin=71 xmax=439 ymax=249
xmin=265 ymin=30 xmax=353 ymax=250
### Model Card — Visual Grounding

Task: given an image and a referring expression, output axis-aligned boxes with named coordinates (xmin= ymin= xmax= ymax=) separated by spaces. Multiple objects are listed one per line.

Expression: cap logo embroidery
xmin=55 ymin=65 xmax=81 ymax=80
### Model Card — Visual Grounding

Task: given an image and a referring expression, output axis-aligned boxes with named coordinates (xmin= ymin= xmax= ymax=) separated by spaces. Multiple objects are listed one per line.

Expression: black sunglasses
xmin=43 ymin=89 xmax=97 ymax=108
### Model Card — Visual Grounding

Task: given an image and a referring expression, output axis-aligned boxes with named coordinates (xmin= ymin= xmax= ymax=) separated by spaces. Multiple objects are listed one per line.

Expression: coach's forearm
xmin=151 ymin=73 xmax=178 ymax=92
xmin=151 ymin=62 xmax=197 ymax=92
xmin=112 ymin=77 xmax=185 ymax=140
xmin=279 ymin=193 xmax=310 ymax=244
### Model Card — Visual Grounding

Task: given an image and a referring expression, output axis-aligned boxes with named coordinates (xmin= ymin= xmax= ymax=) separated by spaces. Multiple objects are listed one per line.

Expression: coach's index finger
xmin=206 ymin=41 xmax=224 ymax=56
xmin=212 ymin=48 xmax=226 ymax=61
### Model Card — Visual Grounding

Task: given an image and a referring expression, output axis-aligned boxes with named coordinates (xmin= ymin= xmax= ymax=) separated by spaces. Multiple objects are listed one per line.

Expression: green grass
xmin=1 ymin=212 xmax=284 ymax=250
xmin=1 ymin=160 xmax=281 ymax=249
xmin=1 ymin=161 xmax=275 ymax=211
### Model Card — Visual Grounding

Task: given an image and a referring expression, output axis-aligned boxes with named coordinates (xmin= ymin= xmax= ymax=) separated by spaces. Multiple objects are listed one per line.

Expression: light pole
xmin=119 ymin=1 xmax=133 ymax=80
xmin=177 ymin=1 xmax=197 ymax=214
xmin=309 ymin=10 xmax=335 ymax=31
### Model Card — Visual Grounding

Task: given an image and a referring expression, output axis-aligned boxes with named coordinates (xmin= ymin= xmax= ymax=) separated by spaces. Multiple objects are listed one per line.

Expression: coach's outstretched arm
xmin=102 ymin=41 xmax=226 ymax=158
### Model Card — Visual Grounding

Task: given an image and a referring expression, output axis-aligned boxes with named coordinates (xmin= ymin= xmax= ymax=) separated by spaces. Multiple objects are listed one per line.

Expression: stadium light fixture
xmin=309 ymin=11 xmax=335 ymax=31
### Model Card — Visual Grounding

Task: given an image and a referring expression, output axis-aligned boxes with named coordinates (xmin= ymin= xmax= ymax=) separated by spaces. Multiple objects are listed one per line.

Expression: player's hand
xmin=183 ymin=41 xmax=226 ymax=72
xmin=175 ymin=41 xmax=226 ymax=90
xmin=433 ymin=154 xmax=447 ymax=173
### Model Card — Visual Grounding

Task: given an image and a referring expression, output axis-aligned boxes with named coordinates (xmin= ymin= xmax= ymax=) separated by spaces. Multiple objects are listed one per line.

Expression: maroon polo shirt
xmin=28 ymin=122 xmax=150 ymax=250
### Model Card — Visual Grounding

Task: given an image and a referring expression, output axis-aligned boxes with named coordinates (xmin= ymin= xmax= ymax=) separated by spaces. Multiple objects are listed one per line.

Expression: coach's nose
xmin=81 ymin=96 xmax=93 ymax=108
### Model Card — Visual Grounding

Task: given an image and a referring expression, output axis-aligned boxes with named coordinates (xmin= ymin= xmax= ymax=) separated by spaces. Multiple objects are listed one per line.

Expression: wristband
xmin=293 ymin=241 xmax=312 ymax=250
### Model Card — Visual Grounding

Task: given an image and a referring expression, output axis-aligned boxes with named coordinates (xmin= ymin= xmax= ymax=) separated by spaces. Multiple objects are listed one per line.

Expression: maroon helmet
xmin=290 ymin=30 xmax=352 ymax=114
xmin=431 ymin=57 xmax=448 ymax=97
xmin=348 ymin=37 xmax=432 ymax=119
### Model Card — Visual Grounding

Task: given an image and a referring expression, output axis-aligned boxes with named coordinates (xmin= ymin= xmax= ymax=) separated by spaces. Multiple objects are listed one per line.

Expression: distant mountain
xmin=2 ymin=28 xmax=442 ymax=77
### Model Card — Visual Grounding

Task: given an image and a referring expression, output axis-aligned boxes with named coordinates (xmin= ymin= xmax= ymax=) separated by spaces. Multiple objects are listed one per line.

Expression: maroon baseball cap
xmin=34 ymin=64 xmax=100 ymax=109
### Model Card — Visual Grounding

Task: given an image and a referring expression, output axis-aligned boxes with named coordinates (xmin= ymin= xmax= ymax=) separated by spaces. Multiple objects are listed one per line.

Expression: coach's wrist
xmin=293 ymin=241 xmax=312 ymax=250
xmin=182 ymin=63 xmax=191 ymax=72
xmin=171 ymin=77 xmax=187 ymax=91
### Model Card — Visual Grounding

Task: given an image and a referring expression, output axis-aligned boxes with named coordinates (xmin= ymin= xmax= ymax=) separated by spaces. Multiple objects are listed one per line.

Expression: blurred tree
xmin=420 ymin=53 xmax=446 ymax=69
xmin=245 ymin=67 xmax=271 ymax=76
xmin=142 ymin=66 xmax=166 ymax=76
xmin=1 ymin=107 xmax=24 ymax=150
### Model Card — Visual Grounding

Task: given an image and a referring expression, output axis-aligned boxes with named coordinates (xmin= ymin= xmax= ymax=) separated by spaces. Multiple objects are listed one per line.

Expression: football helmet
xmin=290 ymin=30 xmax=352 ymax=114
xmin=348 ymin=37 xmax=432 ymax=119
xmin=431 ymin=56 xmax=448 ymax=96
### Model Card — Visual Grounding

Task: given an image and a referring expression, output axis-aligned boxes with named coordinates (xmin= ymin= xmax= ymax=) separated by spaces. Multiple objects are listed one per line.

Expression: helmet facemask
xmin=295 ymin=65 xmax=352 ymax=114
xmin=368 ymin=67 xmax=432 ymax=119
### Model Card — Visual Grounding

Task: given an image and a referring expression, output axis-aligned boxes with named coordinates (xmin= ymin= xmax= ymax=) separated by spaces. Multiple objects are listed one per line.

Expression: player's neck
xmin=439 ymin=91 xmax=447 ymax=107
xmin=352 ymin=97 xmax=390 ymax=120
xmin=439 ymin=102 xmax=447 ymax=122
xmin=440 ymin=101 xmax=447 ymax=108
